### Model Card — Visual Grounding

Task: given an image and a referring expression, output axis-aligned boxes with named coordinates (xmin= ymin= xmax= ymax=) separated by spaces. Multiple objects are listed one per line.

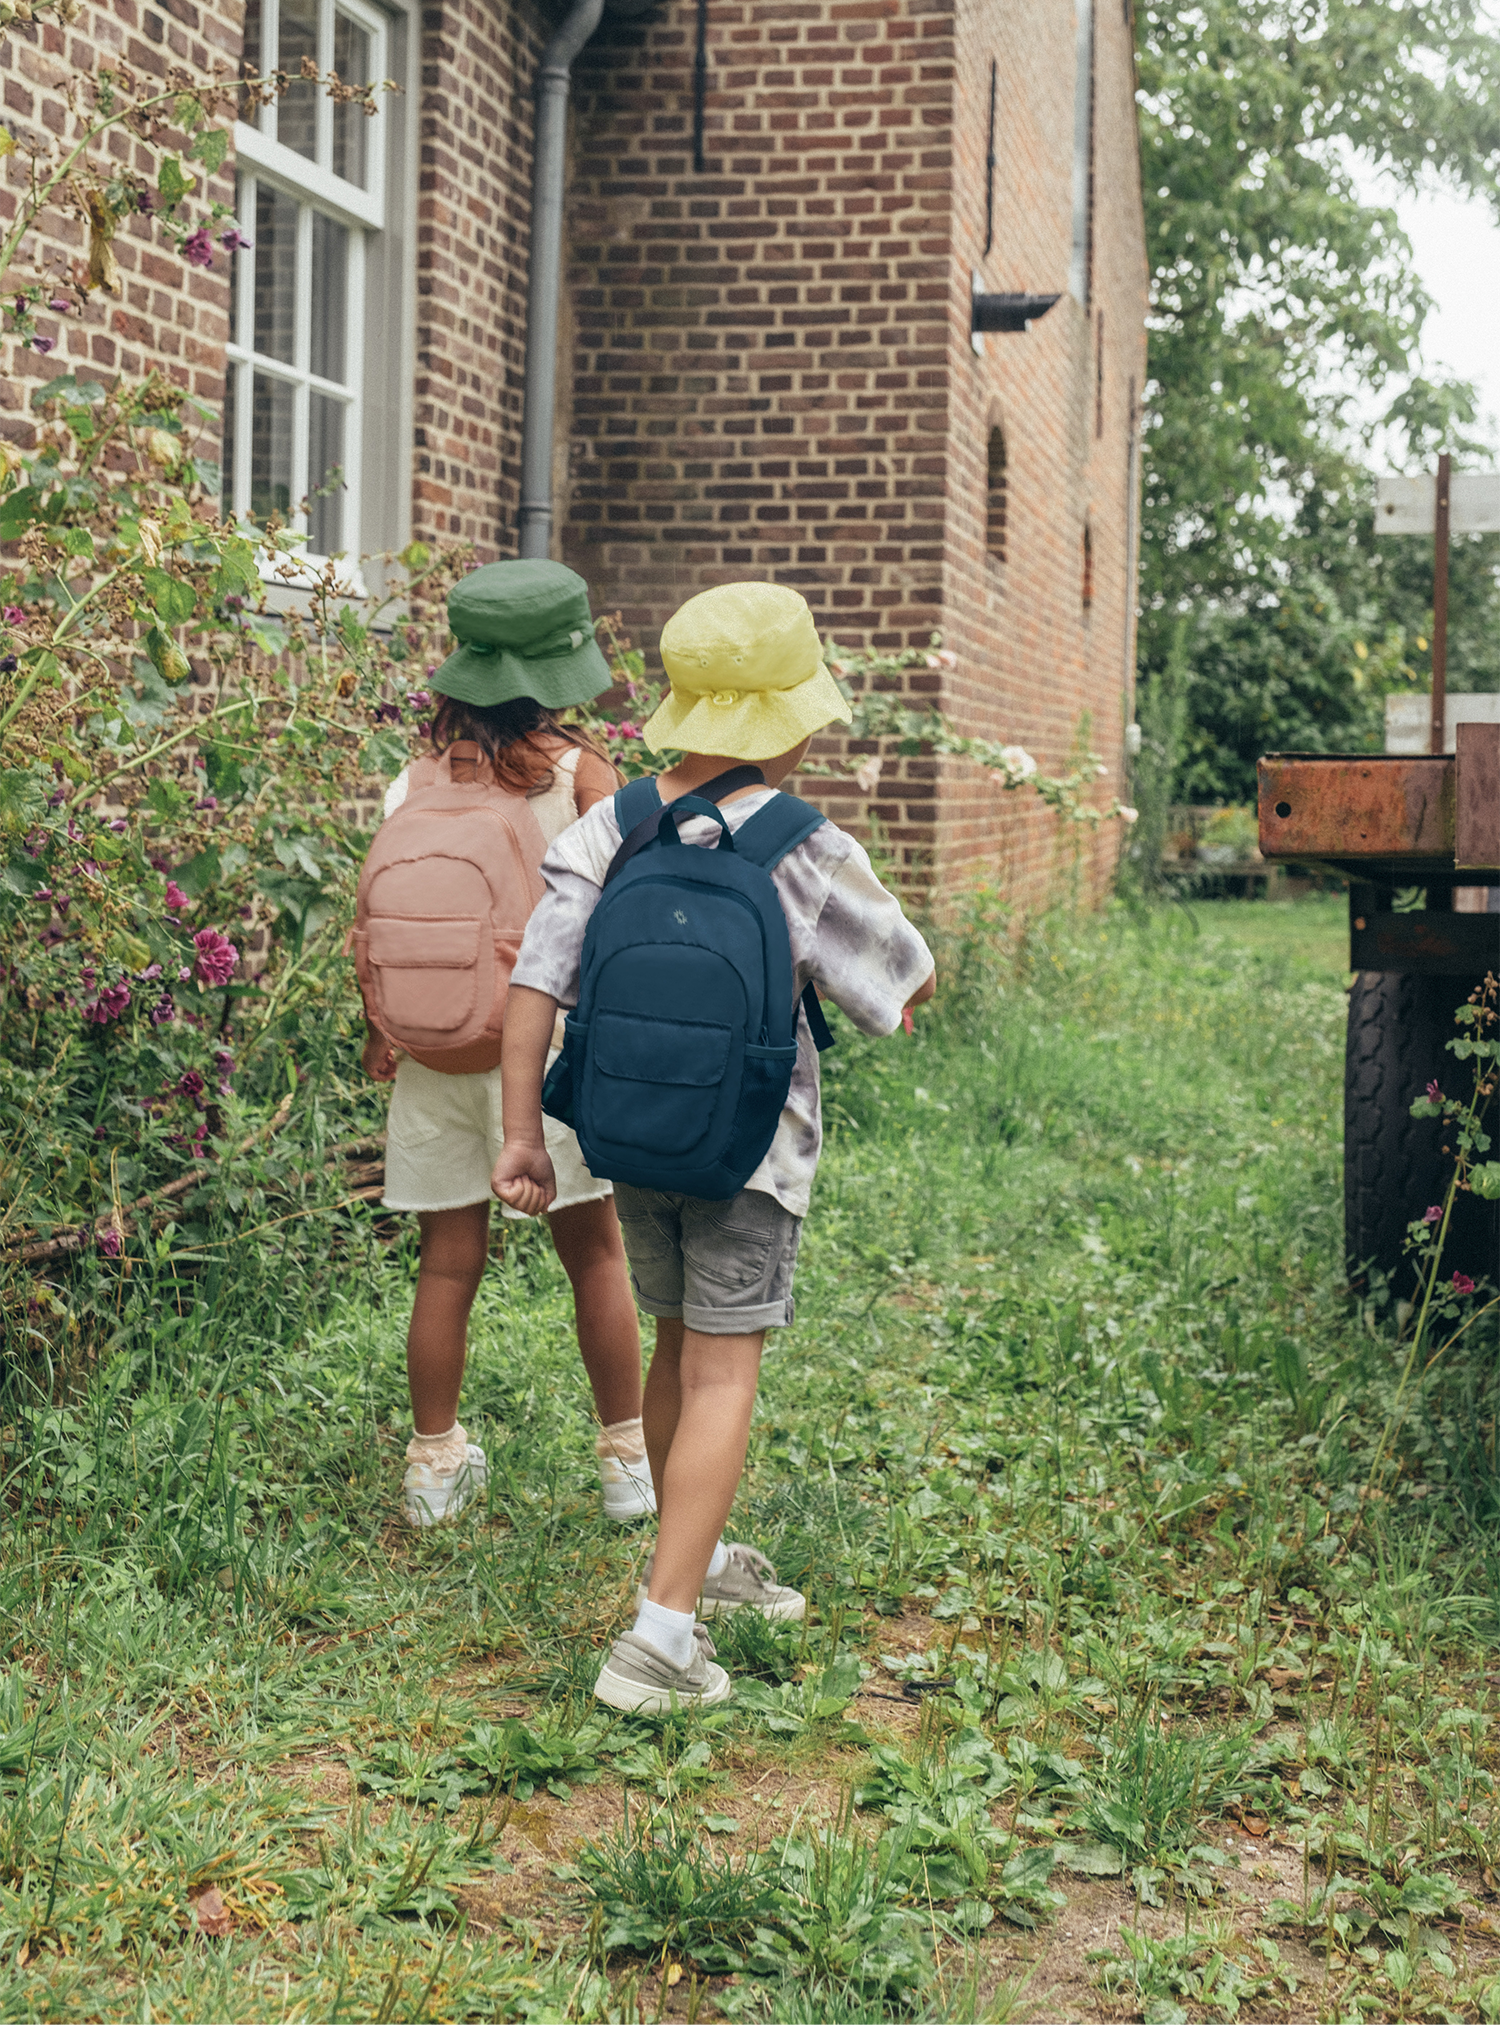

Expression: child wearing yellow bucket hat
xmin=490 ymin=581 xmax=936 ymax=1713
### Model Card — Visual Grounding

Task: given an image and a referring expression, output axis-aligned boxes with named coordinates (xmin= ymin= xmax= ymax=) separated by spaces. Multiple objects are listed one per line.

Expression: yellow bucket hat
xmin=642 ymin=582 xmax=854 ymax=762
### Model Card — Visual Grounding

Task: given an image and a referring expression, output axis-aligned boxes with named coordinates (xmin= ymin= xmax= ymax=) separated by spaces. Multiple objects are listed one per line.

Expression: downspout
xmin=517 ymin=0 xmax=606 ymax=559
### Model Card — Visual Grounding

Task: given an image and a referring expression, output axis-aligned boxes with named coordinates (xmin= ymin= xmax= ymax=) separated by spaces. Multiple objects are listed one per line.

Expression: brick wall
xmin=561 ymin=0 xmax=1147 ymax=908
xmin=0 ymin=0 xmax=242 ymax=437
xmin=411 ymin=0 xmax=547 ymax=556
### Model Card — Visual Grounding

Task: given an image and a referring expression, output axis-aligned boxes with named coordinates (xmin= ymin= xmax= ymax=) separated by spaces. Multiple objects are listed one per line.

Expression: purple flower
xmin=136 ymin=190 xmax=154 ymax=215
xmin=48 ymin=297 xmax=70 ymax=313
xmin=149 ymin=992 xmax=175 ymax=1026
xmin=220 ymin=227 xmax=253 ymax=252
xmin=177 ymin=966 xmax=191 ymax=982
xmin=177 ymin=1069 xmax=206 ymax=1101
xmin=1426 ymin=1079 xmax=1442 ymax=1101
xmin=416 ymin=720 xmax=431 ymax=740
xmin=407 ymin=690 xmax=431 ymax=709
xmin=109 ymin=819 xmax=128 ymax=834
xmin=192 ymin=927 xmax=238 ymax=986
xmin=1423 ymin=1204 xmax=1442 ymax=1224
xmin=214 ymin=1048 xmax=235 ymax=1094
xmin=47 ymin=790 xmax=65 ymax=808
xmin=79 ymin=965 xmax=96 ymax=986
xmin=139 ymin=963 xmax=162 ymax=981
xmin=3 ymin=606 xmax=24 ymax=624
xmin=31 ymin=337 xmax=55 ymax=355
xmin=82 ymin=982 xmax=130 ymax=1024
xmin=1453 ymin=1271 xmax=1476 ymax=1296
xmin=196 ymin=796 xmax=217 ymax=811
xmin=96 ymin=1228 xmax=122 ymax=1258
xmin=55 ymin=894 xmax=70 ymax=914
xmin=373 ymin=702 xmax=401 ymax=725
xmin=164 ymin=881 xmax=188 ymax=910
xmin=183 ymin=227 xmax=215 ymax=270
xmin=0 ymin=658 xmax=16 ymax=675
xmin=80 ymin=859 xmax=100 ymax=879
xmin=34 ymin=886 xmax=51 ymax=902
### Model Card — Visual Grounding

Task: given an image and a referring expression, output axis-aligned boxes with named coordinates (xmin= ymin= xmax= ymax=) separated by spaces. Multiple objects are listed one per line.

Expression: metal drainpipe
xmin=517 ymin=0 xmax=606 ymax=559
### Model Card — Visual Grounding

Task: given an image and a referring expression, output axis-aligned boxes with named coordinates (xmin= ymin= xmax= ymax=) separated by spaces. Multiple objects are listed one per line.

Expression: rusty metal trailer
xmin=1258 ymin=724 xmax=1500 ymax=1289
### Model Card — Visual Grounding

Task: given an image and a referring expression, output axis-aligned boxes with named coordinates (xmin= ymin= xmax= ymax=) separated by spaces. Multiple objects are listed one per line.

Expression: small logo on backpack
xmin=674 ymin=909 xmax=687 ymax=924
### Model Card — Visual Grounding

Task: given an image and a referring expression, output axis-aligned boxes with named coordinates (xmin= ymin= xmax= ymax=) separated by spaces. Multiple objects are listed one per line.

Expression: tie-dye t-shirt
xmin=510 ymin=787 xmax=934 ymax=1216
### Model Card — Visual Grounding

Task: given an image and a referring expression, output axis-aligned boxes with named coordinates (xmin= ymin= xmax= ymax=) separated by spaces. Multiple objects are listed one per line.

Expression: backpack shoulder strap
xmin=613 ymin=774 xmax=661 ymax=835
xmin=731 ymin=795 xmax=837 ymax=1053
xmin=732 ymin=792 xmax=827 ymax=872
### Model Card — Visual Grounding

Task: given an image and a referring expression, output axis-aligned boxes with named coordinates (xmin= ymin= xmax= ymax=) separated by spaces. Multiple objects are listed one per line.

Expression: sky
xmin=1392 ymin=181 xmax=1500 ymax=452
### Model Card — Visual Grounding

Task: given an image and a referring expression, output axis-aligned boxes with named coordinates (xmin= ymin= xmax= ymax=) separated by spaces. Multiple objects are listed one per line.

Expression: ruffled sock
xmin=595 ymin=1415 xmax=648 ymax=1465
xmin=406 ymin=1421 xmax=468 ymax=1476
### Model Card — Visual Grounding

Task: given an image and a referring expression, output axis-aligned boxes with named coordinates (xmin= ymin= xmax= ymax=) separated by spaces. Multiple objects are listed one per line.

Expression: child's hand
xmin=492 ymin=1141 xmax=557 ymax=1218
xmin=362 ymin=1029 xmax=399 ymax=1081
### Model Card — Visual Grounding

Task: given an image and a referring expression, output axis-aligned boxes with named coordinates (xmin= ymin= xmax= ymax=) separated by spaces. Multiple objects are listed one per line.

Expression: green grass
xmin=4 ymin=892 xmax=1500 ymax=2022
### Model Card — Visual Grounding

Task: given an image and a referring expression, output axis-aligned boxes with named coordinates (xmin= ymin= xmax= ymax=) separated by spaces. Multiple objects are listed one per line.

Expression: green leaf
xmin=1055 ymin=1839 xmax=1124 ymax=1876
xmin=3 ymin=851 xmax=51 ymax=896
xmin=146 ymin=778 xmax=190 ymax=822
xmin=202 ymin=743 xmax=243 ymax=802
xmin=210 ymin=540 xmax=259 ymax=600
xmin=1472 ymin=1164 xmax=1500 ymax=1202
xmin=190 ymin=126 xmax=228 ymax=172
xmin=174 ymin=845 xmax=221 ymax=898
xmin=61 ymin=526 xmax=95 ymax=559
xmin=156 ymin=155 xmax=195 ymax=207
xmin=361 ymin=730 xmax=411 ymax=779
xmin=140 ymin=569 xmax=197 ymax=627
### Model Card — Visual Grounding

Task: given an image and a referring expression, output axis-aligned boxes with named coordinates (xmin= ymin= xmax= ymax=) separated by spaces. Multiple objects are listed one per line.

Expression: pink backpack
xmin=352 ymin=741 xmax=548 ymax=1075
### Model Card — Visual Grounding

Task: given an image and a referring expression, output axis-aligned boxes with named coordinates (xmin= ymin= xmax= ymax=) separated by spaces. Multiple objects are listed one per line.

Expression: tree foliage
xmin=1135 ymin=0 xmax=1500 ymax=802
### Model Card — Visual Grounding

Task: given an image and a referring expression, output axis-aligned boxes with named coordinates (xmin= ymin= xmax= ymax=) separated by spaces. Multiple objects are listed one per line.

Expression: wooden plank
xmin=1259 ymin=754 xmax=1454 ymax=863
xmin=1456 ymin=720 xmax=1500 ymax=870
xmin=1350 ymin=910 xmax=1500 ymax=976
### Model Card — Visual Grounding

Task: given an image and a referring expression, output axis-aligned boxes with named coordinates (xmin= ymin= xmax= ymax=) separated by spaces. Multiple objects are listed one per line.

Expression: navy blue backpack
xmin=540 ymin=767 xmax=834 ymax=1199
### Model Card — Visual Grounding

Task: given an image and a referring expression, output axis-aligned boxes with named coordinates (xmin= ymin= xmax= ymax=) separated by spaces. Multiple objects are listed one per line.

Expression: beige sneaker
xmin=402 ymin=1431 xmax=487 ymax=1528
xmin=636 ymin=1543 xmax=806 ymax=1623
xmin=594 ymin=1624 xmax=733 ymax=1713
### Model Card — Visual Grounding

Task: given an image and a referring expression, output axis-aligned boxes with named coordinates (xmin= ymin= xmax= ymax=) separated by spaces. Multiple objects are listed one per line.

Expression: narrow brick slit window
xmin=225 ymin=0 xmax=388 ymax=563
xmin=1082 ymin=520 xmax=1094 ymax=611
xmin=986 ymin=426 xmax=1007 ymax=565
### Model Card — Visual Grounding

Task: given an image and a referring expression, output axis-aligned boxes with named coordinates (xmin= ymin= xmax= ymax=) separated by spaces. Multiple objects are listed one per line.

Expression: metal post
xmin=1430 ymin=450 xmax=1451 ymax=756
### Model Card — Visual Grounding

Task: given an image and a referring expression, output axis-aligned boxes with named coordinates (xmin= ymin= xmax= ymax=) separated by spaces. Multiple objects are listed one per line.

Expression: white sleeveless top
xmin=381 ymin=743 xmax=583 ymax=835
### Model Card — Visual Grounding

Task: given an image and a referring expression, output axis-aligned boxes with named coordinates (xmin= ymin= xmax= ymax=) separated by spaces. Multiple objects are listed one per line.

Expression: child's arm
xmin=491 ymin=985 xmax=560 ymax=1215
xmin=907 ymin=970 xmax=936 ymax=1008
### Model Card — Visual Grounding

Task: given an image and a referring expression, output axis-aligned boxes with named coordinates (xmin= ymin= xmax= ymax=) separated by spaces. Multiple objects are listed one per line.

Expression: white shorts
xmin=381 ymin=1053 xmax=611 ymax=1219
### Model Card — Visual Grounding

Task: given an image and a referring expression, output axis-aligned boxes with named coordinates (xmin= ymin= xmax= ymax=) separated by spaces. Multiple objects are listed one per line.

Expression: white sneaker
xmin=598 ymin=1448 xmax=656 ymax=1522
xmin=402 ymin=1443 xmax=487 ymax=1527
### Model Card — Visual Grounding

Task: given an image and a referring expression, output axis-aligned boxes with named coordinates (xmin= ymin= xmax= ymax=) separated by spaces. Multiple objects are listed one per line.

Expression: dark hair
xmin=429 ymin=694 xmax=611 ymax=796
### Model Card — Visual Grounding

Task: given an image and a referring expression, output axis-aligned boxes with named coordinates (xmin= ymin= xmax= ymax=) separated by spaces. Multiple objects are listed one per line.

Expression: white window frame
xmin=227 ymin=0 xmax=387 ymax=580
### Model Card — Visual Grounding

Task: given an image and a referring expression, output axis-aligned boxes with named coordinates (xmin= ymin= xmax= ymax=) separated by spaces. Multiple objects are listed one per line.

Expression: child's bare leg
xmin=645 ymin=1326 xmax=764 ymax=1614
xmin=547 ymin=1198 xmax=642 ymax=1426
xmin=407 ymin=1203 xmax=489 ymax=1432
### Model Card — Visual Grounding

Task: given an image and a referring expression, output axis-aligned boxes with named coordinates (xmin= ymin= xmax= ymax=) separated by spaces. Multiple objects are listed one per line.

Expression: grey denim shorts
xmin=612 ymin=1182 xmax=803 ymax=1334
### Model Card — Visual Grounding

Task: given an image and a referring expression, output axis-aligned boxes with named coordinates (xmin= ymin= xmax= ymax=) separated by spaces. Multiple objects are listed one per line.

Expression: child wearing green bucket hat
xmin=491 ymin=581 xmax=936 ymax=1712
xmin=360 ymin=559 xmax=655 ymax=1529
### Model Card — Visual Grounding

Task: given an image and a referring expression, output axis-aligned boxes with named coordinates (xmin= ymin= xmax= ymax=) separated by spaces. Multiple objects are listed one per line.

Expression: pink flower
xmin=192 ymin=927 xmax=238 ymax=986
xmin=1423 ymin=1204 xmax=1442 ymax=1224
xmin=1426 ymin=1080 xmax=1442 ymax=1100
xmin=177 ymin=1069 xmax=206 ymax=1102
xmin=149 ymin=992 xmax=175 ymax=1026
xmin=1452 ymin=1272 xmax=1476 ymax=1296
xmin=96 ymin=1228 xmax=122 ymax=1258
xmin=48 ymin=297 xmax=70 ymax=313
xmin=164 ymin=881 xmax=188 ymax=910
xmin=183 ymin=227 xmax=215 ymax=270
xmin=139 ymin=963 xmax=162 ymax=981
xmin=407 ymin=690 xmax=431 ymax=708
xmin=219 ymin=227 xmax=252 ymax=252
xmin=3 ymin=606 xmax=24 ymax=625
xmin=196 ymin=796 xmax=217 ymax=811
xmin=177 ymin=966 xmax=191 ymax=982
xmin=616 ymin=721 xmax=641 ymax=741
xmin=82 ymin=982 xmax=130 ymax=1024
xmin=31 ymin=337 xmax=55 ymax=355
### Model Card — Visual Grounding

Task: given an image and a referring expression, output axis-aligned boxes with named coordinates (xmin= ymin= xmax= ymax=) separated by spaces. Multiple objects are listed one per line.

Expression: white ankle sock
xmin=705 ymin=1540 xmax=729 ymax=1579
xmin=407 ymin=1422 xmax=467 ymax=1474
xmin=596 ymin=1416 xmax=647 ymax=1463
xmin=634 ymin=1597 xmax=696 ymax=1671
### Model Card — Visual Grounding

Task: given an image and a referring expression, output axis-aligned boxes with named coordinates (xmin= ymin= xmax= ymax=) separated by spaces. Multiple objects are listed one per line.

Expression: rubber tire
xmin=1345 ymin=970 xmax=1499 ymax=1293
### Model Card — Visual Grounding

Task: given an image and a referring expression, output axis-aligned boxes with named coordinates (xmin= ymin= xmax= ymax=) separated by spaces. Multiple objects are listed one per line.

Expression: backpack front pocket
xmin=591 ymin=1010 xmax=732 ymax=1156
xmin=368 ymin=915 xmax=483 ymax=1037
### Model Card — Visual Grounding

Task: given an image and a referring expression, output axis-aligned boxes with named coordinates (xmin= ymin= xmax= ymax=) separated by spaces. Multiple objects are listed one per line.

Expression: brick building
xmin=2 ymin=0 xmax=1146 ymax=905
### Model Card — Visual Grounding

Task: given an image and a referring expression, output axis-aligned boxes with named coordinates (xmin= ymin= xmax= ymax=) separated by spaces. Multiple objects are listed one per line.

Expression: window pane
xmin=332 ymin=12 xmax=370 ymax=187
xmin=221 ymin=364 xmax=237 ymax=519
xmin=308 ymin=393 xmax=345 ymax=553
xmin=250 ymin=372 xmax=295 ymax=525
xmin=310 ymin=212 xmax=348 ymax=383
xmin=277 ymin=0 xmax=320 ymax=162
xmin=252 ymin=184 xmax=297 ymax=364
xmin=241 ymin=0 xmax=263 ymax=120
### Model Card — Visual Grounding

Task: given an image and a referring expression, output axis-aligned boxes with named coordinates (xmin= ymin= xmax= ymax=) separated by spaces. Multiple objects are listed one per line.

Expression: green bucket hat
xmin=431 ymin=560 xmax=612 ymax=709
